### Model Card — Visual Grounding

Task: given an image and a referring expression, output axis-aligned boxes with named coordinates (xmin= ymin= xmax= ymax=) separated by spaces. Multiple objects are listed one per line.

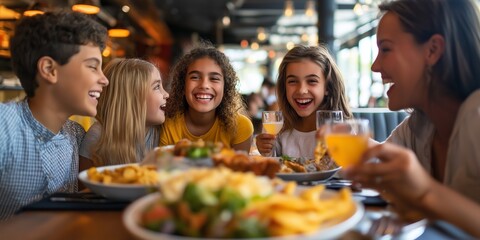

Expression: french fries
xmin=245 ymin=184 xmax=356 ymax=236
xmin=87 ymin=165 xmax=159 ymax=185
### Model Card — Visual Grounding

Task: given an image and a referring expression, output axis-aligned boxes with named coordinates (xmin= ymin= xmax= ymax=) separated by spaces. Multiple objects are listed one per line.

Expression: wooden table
xmin=0 ymin=211 xmax=132 ymax=240
xmin=0 ymin=204 xmax=466 ymax=240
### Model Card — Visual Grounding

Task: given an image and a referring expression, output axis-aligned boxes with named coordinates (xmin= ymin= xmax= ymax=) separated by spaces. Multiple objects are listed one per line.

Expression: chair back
xmin=352 ymin=108 xmax=409 ymax=142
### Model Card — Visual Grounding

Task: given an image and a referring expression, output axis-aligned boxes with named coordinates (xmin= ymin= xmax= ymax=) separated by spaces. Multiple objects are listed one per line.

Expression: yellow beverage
xmin=263 ymin=122 xmax=283 ymax=135
xmin=325 ymin=134 xmax=368 ymax=167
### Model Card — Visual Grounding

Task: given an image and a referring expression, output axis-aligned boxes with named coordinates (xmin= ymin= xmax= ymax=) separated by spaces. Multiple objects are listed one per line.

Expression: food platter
xmin=144 ymin=145 xmax=214 ymax=167
xmin=78 ymin=164 xmax=158 ymax=201
xmin=269 ymin=156 xmax=341 ymax=182
xmin=276 ymin=167 xmax=341 ymax=182
xmin=123 ymin=191 xmax=364 ymax=240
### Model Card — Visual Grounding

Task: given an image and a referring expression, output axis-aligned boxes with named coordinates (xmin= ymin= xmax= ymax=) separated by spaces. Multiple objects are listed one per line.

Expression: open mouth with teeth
xmin=295 ymin=98 xmax=313 ymax=107
xmin=195 ymin=94 xmax=214 ymax=101
xmin=88 ymin=91 xmax=100 ymax=99
xmin=160 ymin=104 xmax=167 ymax=111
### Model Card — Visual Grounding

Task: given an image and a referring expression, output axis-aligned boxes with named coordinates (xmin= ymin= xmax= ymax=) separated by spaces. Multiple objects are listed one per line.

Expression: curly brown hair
xmin=166 ymin=42 xmax=247 ymax=132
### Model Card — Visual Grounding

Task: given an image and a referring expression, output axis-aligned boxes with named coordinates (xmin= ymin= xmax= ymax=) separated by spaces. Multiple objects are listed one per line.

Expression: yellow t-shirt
xmin=160 ymin=113 xmax=253 ymax=148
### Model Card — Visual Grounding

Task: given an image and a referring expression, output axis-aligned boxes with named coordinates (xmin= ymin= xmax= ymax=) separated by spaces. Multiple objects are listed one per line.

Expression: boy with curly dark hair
xmin=0 ymin=11 xmax=108 ymax=220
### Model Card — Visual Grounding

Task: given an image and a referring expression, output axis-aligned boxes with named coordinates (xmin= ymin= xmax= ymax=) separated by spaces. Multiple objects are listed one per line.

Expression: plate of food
xmin=172 ymin=139 xmax=225 ymax=167
xmin=123 ymin=167 xmax=363 ymax=240
xmin=275 ymin=156 xmax=341 ymax=182
xmin=78 ymin=164 xmax=160 ymax=201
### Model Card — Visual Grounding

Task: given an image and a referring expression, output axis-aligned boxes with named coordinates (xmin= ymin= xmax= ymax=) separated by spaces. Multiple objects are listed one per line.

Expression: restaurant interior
xmin=1 ymin=0 xmax=476 ymax=239
xmin=0 ymin=0 xmax=383 ymax=108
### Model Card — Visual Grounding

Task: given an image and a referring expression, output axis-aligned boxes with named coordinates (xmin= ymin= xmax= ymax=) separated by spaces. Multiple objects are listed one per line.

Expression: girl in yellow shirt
xmin=160 ymin=43 xmax=253 ymax=152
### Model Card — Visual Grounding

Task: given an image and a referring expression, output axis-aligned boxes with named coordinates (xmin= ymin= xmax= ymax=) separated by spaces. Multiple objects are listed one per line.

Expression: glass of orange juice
xmin=262 ymin=111 xmax=283 ymax=157
xmin=315 ymin=110 xmax=344 ymax=159
xmin=324 ymin=119 xmax=370 ymax=167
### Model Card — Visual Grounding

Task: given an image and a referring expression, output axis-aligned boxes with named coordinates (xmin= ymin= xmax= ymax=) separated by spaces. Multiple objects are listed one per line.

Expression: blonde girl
xmin=160 ymin=43 xmax=253 ymax=151
xmin=79 ymin=58 xmax=169 ymax=168
xmin=256 ymin=44 xmax=352 ymax=158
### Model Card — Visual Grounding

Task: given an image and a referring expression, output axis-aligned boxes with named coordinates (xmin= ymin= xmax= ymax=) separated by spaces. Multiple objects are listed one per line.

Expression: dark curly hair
xmin=10 ymin=10 xmax=107 ymax=98
xmin=166 ymin=42 xmax=246 ymax=132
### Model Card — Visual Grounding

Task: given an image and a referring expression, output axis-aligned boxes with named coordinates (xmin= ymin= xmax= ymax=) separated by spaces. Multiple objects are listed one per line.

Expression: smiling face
xmin=146 ymin=68 xmax=169 ymax=126
xmin=285 ymin=59 xmax=327 ymax=119
xmin=184 ymin=57 xmax=224 ymax=114
xmin=53 ymin=44 xmax=108 ymax=117
xmin=371 ymin=12 xmax=430 ymax=111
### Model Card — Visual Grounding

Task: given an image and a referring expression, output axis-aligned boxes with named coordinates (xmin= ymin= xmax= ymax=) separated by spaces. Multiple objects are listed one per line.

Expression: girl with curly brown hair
xmin=160 ymin=43 xmax=253 ymax=152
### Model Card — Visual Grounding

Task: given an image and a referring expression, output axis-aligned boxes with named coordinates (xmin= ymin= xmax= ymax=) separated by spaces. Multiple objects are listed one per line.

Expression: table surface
xmin=0 ymin=203 xmax=471 ymax=240
xmin=0 ymin=211 xmax=131 ymax=239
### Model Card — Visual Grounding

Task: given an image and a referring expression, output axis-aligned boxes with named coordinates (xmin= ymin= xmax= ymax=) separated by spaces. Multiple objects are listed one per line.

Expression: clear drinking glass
xmin=324 ymin=119 xmax=370 ymax=167
xmin=262 ymin=111 xmax=283 ymax=157
xmin=316 ymin=110 xmax=344 ymax=130
xmin=315 ymin=110 xmax=344 ymax=163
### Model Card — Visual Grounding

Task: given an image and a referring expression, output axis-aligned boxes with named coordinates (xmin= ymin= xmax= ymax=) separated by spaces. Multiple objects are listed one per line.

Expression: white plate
xmin=123 ymin=191 xmax=364 ymax=240
xmin=276 ymin=167 xmax=341 ymax=182
xmin=144 ymin=145 xmax=213 ymax=167
xmin=78 ymin=164 xmax=158 ymax=201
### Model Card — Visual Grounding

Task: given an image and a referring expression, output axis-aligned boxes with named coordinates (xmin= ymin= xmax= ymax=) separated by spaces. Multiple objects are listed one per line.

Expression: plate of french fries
xmin=78 ymin=164 xmax=160 ymax=201
xmin=123 ymin=167 xmax=364 ymax=240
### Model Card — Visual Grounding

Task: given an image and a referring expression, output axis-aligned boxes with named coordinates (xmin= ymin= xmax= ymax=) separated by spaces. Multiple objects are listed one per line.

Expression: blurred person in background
xmin=260 ymin=77 xmax=279 ymax=111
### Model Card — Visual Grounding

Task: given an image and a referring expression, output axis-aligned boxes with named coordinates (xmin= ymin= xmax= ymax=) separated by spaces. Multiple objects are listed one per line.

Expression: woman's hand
xmin=343 ymin=143 xmax=434 ymax=211
xmin=255 ymin=133 xmax=276 ymax=157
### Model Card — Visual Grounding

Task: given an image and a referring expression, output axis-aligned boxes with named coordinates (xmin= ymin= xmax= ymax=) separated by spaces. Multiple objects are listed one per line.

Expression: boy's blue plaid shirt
xmin=0 ymin=99 xmax=85 ymax=220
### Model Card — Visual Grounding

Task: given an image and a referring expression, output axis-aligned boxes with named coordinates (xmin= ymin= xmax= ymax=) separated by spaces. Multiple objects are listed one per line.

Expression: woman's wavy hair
xmin=93 ymin=58 xmax=158 ymax=166
xmin=378 ymin=0 xmax=480 ymax=101
xmin=276 ymin=44 xmax=352 ymax=131
xmin=166 ymin=42 xmax=246 ymax=132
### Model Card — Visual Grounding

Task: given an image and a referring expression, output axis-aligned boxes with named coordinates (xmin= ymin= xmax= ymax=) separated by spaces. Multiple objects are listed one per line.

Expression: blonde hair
xmin=93 ymin=58 xmax=159 ymax=166
xmin=276 ymin=44 xmax=352 ymax=131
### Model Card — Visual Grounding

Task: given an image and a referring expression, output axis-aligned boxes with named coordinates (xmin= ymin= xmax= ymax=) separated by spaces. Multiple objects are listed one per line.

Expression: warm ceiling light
xmin=23 ymin=10 xmax=43 ymax=16
xmin=222 ymin=15 xmax=231 ymax=27
xmin=121 ymin=5 xmax=130 ymax=13
xmin=0 ymin=5 xmax=20 ymax=19
xmin=102 ymin=45 xmax=111 ymax=57
xmin=23 ymin=1 xmax=46 ymax=16
xmin=257 ymin=27 xmax=266 ymax=42
xmin=72 ymin=0 xmax=100 ymax=15
xmin=251 ymin=42 xmax=259 ymax=50
xmin=301 ymin=33 xmax=309 ymax=42
xmin=108 ymin=28 xmax=130 ymax=38
xmin=286 ymin=41 xmax=295 ymax=50
xmin=305 ymin=0 xmax=315 ymax=17
xmin=353 ymin=3 xmax=364 ymax=16
xmin=240 ymin=39 xmax=249 ymax=48
xmin=268 ymin=50 xmax=276 ymax=59
xmin=284 ymin=0 xmax=294 ymax=17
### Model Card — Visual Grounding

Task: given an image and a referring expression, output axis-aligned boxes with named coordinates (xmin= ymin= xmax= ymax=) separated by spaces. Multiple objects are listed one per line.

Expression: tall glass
xmin=324 ymin=119 xmax=370 ymax=167
xmin=315 ymin=110 xmax=343 ymax=163
xmin=262 ymin=111 xmax=283 ymax=157
xmin=316 ymin=110 xmax=343 ymax=130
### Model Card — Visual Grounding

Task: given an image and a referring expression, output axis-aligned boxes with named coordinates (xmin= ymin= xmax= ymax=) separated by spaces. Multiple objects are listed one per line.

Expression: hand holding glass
xmin=262 ymin=111 xmax=283 ymax=157
xmin=324 ymin=119 xmax=370 ymax=167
